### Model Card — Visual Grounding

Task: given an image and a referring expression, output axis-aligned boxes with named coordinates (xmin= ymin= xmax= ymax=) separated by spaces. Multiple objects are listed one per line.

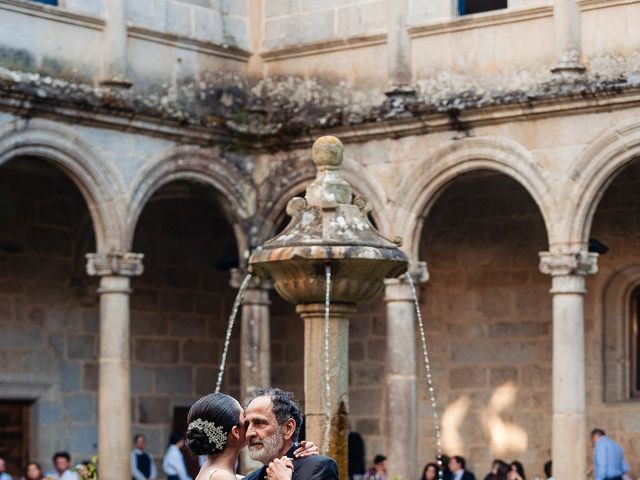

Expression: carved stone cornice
xmin=85 ymin=252 xmax=144 ymax=277
xmin=538 ymin=250 xmax=598 ymax=276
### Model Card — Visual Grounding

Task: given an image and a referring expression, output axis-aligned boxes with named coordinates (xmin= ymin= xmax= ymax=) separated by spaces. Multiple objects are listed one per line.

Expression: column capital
xmin=86 ymin=252 xmax=144 ymax=277
xmin=230 ymin=268 xmax=273 ymax=290
xmin=539 ymin=250 xmax=598 ymax=277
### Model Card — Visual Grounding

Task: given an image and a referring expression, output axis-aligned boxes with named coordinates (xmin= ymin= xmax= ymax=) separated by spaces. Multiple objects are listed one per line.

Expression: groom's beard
xmin=248 ymin=427 xmax=284 ymax=464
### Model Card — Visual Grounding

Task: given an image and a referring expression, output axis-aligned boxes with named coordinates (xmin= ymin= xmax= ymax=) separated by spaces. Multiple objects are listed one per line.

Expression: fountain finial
xmin=312 ymin=135 xmax=343 ymax=169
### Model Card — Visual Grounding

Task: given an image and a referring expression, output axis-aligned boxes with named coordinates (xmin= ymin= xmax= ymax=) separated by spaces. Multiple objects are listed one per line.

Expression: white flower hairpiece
xmin=188 ymin=419 xmax=227 ymax=450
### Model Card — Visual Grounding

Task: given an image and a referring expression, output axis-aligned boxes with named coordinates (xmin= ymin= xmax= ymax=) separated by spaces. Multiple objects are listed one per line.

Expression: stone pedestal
xmin=539 ymin=250 xmax=597 ymax=480
xmin=86 ymin=252 xmax=144 ymax=480
xmin=298 ymin=302 xmax=355 ymax=480
xmin=551 ymin=0 xmax=585 ymax=75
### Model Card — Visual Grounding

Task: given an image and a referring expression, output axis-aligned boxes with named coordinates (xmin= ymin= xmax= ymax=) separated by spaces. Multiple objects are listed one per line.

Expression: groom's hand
xmin=267 ymin=457 xmax=293 ymax=480
xmin=293 ymin=440 xmax=319 ymax=457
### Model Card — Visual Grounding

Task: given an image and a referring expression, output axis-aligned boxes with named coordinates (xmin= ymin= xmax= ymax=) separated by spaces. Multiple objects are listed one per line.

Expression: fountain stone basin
xmin=248 ymin=135 xmax=408 ymax=480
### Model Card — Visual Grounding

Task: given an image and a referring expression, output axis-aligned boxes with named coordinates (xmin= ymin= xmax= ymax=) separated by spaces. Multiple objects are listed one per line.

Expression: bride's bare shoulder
xmin=198 ymin=469 xmax=237 ymax=480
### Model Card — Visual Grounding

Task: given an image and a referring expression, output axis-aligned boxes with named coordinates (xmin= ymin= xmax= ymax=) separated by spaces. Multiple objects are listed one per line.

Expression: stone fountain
xmin=249 ymin=136 xmax=408 ymax=479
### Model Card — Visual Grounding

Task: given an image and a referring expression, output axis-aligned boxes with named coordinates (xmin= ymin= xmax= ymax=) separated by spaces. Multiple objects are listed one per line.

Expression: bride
xmin=184 ymin=393 xmax=317 ymax=480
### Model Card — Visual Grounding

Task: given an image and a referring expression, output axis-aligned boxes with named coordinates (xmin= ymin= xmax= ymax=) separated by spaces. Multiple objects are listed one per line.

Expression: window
xmin=458 ymin=0 xmax=507 ymax=15
xmin=28 ymin=0 xmax=58 ymax=5
xmin=0 ymin=401 xmax=31 ymax=477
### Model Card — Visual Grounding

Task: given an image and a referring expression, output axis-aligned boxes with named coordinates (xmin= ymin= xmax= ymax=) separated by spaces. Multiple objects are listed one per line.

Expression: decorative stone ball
xmin=311 ymin=135 xmax=344 ymax=168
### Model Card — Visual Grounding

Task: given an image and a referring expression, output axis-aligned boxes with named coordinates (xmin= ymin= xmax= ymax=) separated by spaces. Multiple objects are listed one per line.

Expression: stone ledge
xmin=0 ymin=0 xmax=105 ymax=30
xmin=261 ymin=33 xmax=387 ymax=61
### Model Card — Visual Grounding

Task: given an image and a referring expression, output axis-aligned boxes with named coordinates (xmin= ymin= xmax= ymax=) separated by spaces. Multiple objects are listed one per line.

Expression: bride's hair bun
xmin=185 ymin=393 xmax=242 ymax=456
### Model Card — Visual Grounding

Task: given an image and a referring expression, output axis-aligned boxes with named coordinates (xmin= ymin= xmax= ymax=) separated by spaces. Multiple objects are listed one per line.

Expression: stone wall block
xmin=37 ymin=401 xmax=63 ymax=424
xmin=160 ymin=292 xmax=195 ymax=313
xmin=138 ymin=396 xmax=172 ymax=424
xmin=126 ymin=0 xmax=166 ymax=30
xmin=221 ymin=0 xmax=247 ymax=15
xmin=131 ymin=312 xmax=167 ymax=335
xmin=83 ymin=362 xmax=99 ymax=391
xmin=155 ymin=366 xmax=193 ymax=394
xmin=223 ymin=16 xmax=249 ymax=49
xmin=350 ymin=388 xmax=383 ymax=416
xmin=336 ymin=2 xmax=386 ymax=38
xmin=64 ymin=393 xmax=96 ymax=422
xmin=449 ymin=367 xmax=488 ymax=389
xmin=169 ymin=314 xmax=205 ymax=337
xmin=288 ymin=11 xmax=335 ymax=45
xmin=265 ymin=0 xmax=295 ymax=18
xmin=67 ymin=334 xmax=97 ymax=360
xmin=488 ymin=321 xmax=548 ymax=337
xmin=183 ymin=339 xmax=219 ymax=364
xmin=131 ymin=366 xmax=153 ymax=394
xmin=72 ymin=425 xmax=98 ymax=455
xmin=135 ymin=339 xmax=180 ymax=364
xmin=350 ymin=363 xmax=383 ymax=385
xmin=489 ymin=366 xmax=519 ymax=387
xmin=166 ymin=0 xmax=192 ymax=37
xmin=131 ymin=289 xmax=158 ymax=311
xmin=58 ymin=361 xmax=82 ymax=392
xmin=195 ymin=366 xmax=217 ymax=395
xmin=65 ymin=0 xmax=107 ymax=16
xmin=300 ymin=0 xmax=352 ymax=11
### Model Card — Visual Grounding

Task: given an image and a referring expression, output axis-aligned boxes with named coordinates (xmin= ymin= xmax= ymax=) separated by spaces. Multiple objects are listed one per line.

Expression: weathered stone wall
xmin=0 ymin=161 xmax=241 ymax=469
xmin=585 ymin=158 xmax=640 ymax=473
xmin=130 ymin=184 xmax=240 ymax=462
xmin=418 ymin=171 xmax=551 ymax=477
xmin=263 ymin=0 xmax=386 ymax=49
xmin=0 ymin=159 xmax=100 ymax=468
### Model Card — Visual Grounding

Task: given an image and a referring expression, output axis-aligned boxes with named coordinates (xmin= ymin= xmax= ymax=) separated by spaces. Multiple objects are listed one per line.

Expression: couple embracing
xmin=185 ymin=387 xmax=339 ymax=480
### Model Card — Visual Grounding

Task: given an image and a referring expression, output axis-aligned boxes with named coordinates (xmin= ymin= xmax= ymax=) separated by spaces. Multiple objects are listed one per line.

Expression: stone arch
xmin=602 ymin=265 xmax=640 ymax=402
xmin=395 ymin=136 xmax=555 ymax=259
xmin=257 ymin=155 xmax=391 ymax=244
xmin=0 ymin=118 xmax=126 ymax=251
xmin=127 ymin=145 xmax=254 ymax=256
xmin=567 ymin=119 xmax=640 ymax=247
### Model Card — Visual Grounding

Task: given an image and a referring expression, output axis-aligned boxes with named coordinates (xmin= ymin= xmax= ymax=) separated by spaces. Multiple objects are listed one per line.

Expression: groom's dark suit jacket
xmin=243 ymin=444 xmax=339 ymax=480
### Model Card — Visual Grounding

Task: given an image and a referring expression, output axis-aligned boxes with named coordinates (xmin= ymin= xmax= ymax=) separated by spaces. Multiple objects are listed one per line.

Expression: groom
xmin=243 ymin=387 xmax=339 ymax=480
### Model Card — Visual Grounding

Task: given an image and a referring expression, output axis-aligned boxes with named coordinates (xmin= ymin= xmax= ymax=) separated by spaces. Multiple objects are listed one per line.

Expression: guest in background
xmin=364 ymin=455 xmax=387 ymax=480
xmin=162 ymin=432 xmax=192 ymax=480
xmin=448 ymin=456 xmax=476 ymax=480
xmin=591 ymin=428 xmax=629 ymax=480
xmin=543 ymin=461 xmax=552 ymax=480
xmin=50 ymin=453 xmax=79 ymax=480
xmin=24 ymin=462 xmax=44 ymax=480
xmin=0 ymin=455 xmax=12 ymax=480
xmin=484 ymin=460 xmax=508 ymax=480
xmin=507 ymin=462 xmax=525 ymax=480
xmin=420 ymin=463 xmax=439 ymax=480
xmin=131 ymin=434 xmax=157 ymax=480
xmin=348 ymin=431 xmax=366 ymax=480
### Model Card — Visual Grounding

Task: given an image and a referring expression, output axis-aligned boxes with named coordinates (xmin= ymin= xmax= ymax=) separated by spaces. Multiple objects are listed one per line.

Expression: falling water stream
xmin=215 ymin=273 xmax=253 ymax=394
xmin=405 ymin=272 xmax=444 ymax=475
xmin=323 ymin=263 xmax=332 ymax=454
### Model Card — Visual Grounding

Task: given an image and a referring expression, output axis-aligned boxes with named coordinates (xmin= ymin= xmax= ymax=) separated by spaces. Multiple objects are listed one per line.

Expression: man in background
xmin=591 ymin=428 xmax=629 ymax=480
xmin=131 ymin=434 xmax=157 ymax=480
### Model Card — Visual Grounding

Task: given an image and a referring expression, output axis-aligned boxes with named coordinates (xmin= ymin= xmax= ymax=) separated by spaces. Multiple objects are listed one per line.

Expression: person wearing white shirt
xmin=49 ymin=452 xmax=79 ymax=480
xmin=162 ymin=433 xmax=192 ymax=480
xmin=0 ymin=455 xmax=13 ymax=480
xmin=131 ymin=434 xmax=157 ymax=480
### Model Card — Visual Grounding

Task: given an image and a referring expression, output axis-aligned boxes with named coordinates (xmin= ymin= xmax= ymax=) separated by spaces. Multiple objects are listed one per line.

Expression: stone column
xmin=100 ymin=0 xmax=132 ymax=88
xmin=231 ymin=269 xmax=272 ymax=473
xmin=86 ymin=252 xmax=144 ymax=480
xmin=551 ymin=0 xmax=585 ymax=75
xmin=386 ymin=0 xmax=415 ymax=96
xmin=247 ymin=0 xmax=264 ymax=78
xmin=539 ymin=250 xmax=598 ymax=480
xmin=298 ymin=302 xmax=355 ymax=480
xmin=384 ymin=262 xmax=428 ymax=480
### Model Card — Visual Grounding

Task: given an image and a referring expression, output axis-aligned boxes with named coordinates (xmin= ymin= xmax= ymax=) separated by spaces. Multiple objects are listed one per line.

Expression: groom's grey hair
xmin=246 ymin=387 xmax=303 ymax=442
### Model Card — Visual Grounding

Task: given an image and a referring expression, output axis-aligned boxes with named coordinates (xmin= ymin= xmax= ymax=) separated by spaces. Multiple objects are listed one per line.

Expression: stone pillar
xmin=298 ymin=302 xmax=355 ymax=480
xmin=383 ymin=262 xmax=428 ymax=480
xmin=539 ymin=250 xmax=598 ymax=480
xmin=231 ymin=270 xmax=272 ymax=473
xmin=100 ymin=0 xmax=132 ymax=88
xmin=386 ymin=0 xmax=415 ymax=96
xmin=86 ymin=252 xmax=144 ymax=480
xmin=551 ymin=0 xmax=585 ymax=75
